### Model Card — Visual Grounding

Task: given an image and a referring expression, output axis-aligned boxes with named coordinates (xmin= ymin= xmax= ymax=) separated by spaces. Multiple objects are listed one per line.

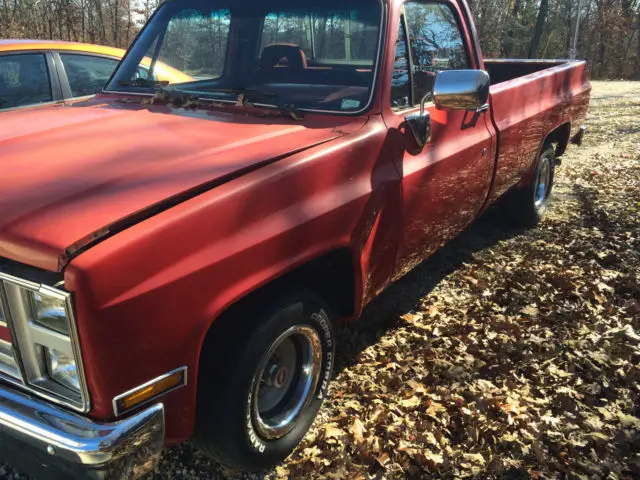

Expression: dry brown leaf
xmin=407 ymin=378 xmax=427 ymax=394
xmin=322 ymin=425 xmax=346 ymax=440
xmin=427 ymin=401 xmax=447 ymax=416
xmin=351 ymin=417 xmax=366 ymax=443
xmin=375 ymin=452 xmax=390 ymax=468
xmin=423 ymin=450 xmax=444 ymax=465
xmin=463 ymin=452 xmax=486 ymax=465
xmin=400 ymin=395 xmax=421 ymax=409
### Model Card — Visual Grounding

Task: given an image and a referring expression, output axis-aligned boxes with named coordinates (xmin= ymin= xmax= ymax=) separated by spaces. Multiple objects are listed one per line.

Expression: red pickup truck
xmin=0 ymin=0 xmax=589 ymax=477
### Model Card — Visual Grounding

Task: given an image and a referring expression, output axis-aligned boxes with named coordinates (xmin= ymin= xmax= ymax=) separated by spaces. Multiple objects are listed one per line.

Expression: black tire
xmin=194 ymin=289 xmax=335 ymax=471
xmin=504 ymin=145 xmax=556 ymax=227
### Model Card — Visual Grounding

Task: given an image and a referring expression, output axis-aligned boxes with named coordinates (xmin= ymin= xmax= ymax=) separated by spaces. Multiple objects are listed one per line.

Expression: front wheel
xmin=504 ymin=145 xmax=556 ymax=227
xmin=194 ymin=289 xmax=335 ymax=471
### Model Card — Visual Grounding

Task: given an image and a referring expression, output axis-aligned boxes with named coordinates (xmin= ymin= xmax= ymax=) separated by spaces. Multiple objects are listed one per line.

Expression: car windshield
xmin=107 ymin=0 xmax=383 ymax=114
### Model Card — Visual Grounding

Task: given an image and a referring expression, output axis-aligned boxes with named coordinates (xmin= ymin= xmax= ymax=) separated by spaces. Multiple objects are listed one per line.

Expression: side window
xmin=390 ymin=21 xmax=411 ymax=109
xmin=0 ymin=53 xmax=52 ymax=110
xmin=60 ymin=54 xmax=119 ymax=98
xmin=404 ymin=2 xmax=470 ymax=103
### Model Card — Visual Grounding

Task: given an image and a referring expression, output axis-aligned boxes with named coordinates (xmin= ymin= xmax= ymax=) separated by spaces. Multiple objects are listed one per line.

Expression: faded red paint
xmin=0 ymin=0 xmax=590 ymax=445
xmin=0 ymin=326 xmax=11 ymax=344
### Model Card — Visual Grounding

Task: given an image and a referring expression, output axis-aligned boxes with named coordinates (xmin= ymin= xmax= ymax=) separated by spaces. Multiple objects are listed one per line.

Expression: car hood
xmin=0 ymin=98 xmax=362 ymax=272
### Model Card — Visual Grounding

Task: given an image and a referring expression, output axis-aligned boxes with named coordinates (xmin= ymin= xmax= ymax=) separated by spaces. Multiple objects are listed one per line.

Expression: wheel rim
xmin=534 ymin=155 xmax=552 ymax=208
xmin=251 ymin=325 xmax=322 ymax=440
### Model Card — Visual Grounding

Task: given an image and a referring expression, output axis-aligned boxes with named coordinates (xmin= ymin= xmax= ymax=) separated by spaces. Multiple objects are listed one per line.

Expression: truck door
xmin=383 ymin=0 xmax=495 ymax=278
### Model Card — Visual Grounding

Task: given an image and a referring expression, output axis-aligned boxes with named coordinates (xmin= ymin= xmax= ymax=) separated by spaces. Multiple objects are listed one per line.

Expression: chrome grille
xmin=0 ymin=283 xmax=21 ymax=381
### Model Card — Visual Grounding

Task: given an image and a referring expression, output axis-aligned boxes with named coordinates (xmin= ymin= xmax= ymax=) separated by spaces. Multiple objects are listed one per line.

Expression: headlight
xmin=24 ymin=287 xmax=81 ymax=396
xmin=0 ymin=271 xmax=87 ymax=411
xmin=46 ymin=348 xmax=80 ymax=391
xmin=31 ymin=292 xmax=70 ymax=336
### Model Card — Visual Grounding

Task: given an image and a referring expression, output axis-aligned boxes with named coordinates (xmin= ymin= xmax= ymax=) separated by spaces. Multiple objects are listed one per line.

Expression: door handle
xmin=475 ymin=104 xmax=489 ymax=113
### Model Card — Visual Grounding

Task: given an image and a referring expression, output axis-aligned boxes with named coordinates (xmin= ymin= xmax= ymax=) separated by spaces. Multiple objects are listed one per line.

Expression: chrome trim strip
xmin=0 ymin=280 xmax=6 ymax=328
xmin=112 ymin=366 xmax=187 ymax=417
xmin=484 ymin=58 xmax=578 ymax=63
xmin=0 ymin=385 xmax=164 ymax=474
xmin=0 ymin=340 xmax=19 ymax=379
xmin=0 ymin=272 xmax=90 ymax=413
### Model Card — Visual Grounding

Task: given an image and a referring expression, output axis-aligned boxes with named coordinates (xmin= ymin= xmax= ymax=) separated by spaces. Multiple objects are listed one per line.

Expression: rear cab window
xmin=0 ymin=53 xmax=52 ymax=110
xmin=260 ymin=9 xmax=379 ymax=68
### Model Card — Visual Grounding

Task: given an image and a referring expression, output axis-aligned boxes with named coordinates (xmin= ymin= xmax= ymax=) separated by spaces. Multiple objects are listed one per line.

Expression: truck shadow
xmin=332 ymin=205 xmax=527 ymax=377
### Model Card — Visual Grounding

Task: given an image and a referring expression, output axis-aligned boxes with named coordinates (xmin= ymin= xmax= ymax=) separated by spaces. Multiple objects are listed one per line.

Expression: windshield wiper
xmin=194 ymin=87 xmax=278 ymax=100
xmin=257 ymin=103 xmax=305 ymax=121
xmin=189 ymin=86 xmax=303 ymax=120
xmin=117 ymin=79 xmax=170 ymax=87
xmin=136 ymin=85 xmax=303 ymax=120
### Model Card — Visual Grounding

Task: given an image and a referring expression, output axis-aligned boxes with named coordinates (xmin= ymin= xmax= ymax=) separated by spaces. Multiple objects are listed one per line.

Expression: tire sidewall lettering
xmin=312 ymin=311 xmax=334 ymax=401
xmin=246 ymin=387 xmax=267 ymax=453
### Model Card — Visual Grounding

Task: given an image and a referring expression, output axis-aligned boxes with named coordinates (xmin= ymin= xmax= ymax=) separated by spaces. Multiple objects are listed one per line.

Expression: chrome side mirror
xmin=405 ymin=93 xmax=432 ymax=149
xmin=433 ymin=70 xmax=490 ymax=111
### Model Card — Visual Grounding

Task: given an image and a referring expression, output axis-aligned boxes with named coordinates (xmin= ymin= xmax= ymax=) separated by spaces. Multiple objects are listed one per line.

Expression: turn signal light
xmin=114 ymin=367 xmax=186 ymax=415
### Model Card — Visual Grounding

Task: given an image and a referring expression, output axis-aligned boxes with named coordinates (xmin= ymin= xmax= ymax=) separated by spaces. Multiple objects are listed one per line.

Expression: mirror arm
xmin=419 ymin=92 xmax=433 ymax=115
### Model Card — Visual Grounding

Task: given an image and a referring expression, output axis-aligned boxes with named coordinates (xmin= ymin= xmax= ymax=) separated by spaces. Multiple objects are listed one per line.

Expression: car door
xmin=0 ymin=51 xmax=63 ymax=111
xmin=54 ymin=52 xmax=120 ymax=102
xmin=384 ymin=0 xmax=495 ymax=278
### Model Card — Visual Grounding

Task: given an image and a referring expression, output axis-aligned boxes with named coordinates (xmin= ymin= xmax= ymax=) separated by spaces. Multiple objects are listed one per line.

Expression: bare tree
xmin=0 ymin=0 xmax=638 ymax=78
xmin=528 ymin=0 xmax=549 ymax=58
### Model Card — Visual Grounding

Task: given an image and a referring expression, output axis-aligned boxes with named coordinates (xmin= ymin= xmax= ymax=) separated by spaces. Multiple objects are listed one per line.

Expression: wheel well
xmin=200 ymin=248 xmax=356 ymax=355
xmin=275 ymin=248 xmax=356 ymax=318
xmin=545 ymin=122 xmax=571 ymax=157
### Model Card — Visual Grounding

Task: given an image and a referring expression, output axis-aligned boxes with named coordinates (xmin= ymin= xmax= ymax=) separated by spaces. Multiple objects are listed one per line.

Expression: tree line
xmin=471 ymin=0 xmax=640 ymax=78
xmin=1 ymin=0 xmax=639 ymax=79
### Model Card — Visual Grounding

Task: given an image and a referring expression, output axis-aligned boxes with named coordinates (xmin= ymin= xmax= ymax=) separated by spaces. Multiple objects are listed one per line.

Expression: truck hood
xmin=0 ymin=98 xmax=359 ymax=271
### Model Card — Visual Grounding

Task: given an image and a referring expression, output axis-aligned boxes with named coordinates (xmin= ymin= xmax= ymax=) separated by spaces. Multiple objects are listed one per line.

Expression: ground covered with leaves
xmin=1 ymin=83 xmax=638 ymax=480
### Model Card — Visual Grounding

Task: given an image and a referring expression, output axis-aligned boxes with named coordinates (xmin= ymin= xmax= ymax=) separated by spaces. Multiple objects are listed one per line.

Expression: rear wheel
xmin=194 ymin=289 xmax=335 ymax=471
xmin=504 ymin=145 xmax=556 ymax=227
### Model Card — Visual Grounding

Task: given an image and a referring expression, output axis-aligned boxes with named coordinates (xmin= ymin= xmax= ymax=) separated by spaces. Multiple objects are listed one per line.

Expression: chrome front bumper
xmin=0 ymin=384 xmax=164 ymax=479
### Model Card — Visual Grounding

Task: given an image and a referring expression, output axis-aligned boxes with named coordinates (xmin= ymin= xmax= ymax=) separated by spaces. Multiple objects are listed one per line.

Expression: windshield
xmin=107 ymin=0 xmax=383 ymax=114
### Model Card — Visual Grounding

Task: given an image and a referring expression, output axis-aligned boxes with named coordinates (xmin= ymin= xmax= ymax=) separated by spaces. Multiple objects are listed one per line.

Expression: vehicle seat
xmin=257 ymin=43 xmax=307 ymax=83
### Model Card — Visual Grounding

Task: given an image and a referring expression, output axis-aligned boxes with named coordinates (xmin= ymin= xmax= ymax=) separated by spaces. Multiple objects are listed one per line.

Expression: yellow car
xmin=0 ymin=40 xmax=192 ymax=111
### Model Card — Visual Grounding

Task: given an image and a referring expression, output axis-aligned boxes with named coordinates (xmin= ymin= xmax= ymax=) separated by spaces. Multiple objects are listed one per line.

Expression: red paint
xmin=0 ymin=326 xmax=12 ymax=344
xmin=0 ymin=0 xmax=590 ymax=446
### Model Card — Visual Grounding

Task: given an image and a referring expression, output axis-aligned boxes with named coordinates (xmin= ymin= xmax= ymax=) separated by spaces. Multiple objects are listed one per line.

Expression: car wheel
xmin=194 ymin=289 xmax=335 ymax=471
xmin=505 ymin=145 xmax=556 ymax=227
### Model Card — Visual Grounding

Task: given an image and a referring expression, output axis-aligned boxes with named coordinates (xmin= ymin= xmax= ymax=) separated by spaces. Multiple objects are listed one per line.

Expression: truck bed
xmin=484 ymin=59 xmax=591 ymax=204
xmin=485 ymin=59 xmax=568 ymax=85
